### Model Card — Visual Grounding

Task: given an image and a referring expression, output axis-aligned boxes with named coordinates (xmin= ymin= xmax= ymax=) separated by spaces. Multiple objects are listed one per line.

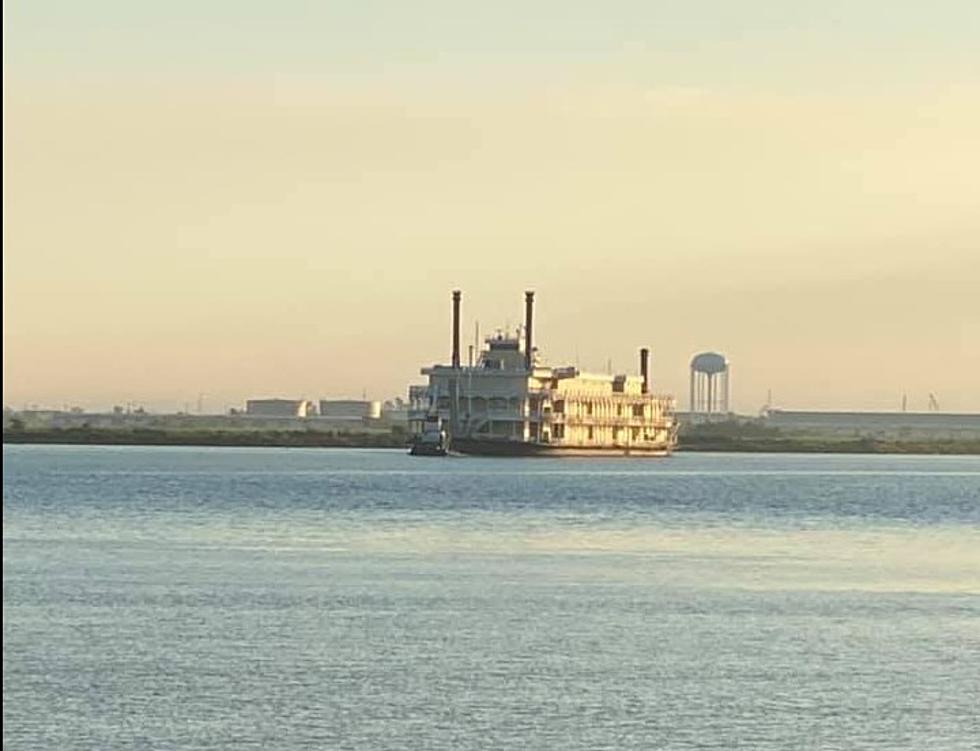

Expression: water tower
xmin=690 ymin=352 xmax=730 ymax=417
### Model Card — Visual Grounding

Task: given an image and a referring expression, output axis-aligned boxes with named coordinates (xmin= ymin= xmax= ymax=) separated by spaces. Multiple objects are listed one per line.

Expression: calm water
xmin=3 ymin=446 xmax=979 ymax=750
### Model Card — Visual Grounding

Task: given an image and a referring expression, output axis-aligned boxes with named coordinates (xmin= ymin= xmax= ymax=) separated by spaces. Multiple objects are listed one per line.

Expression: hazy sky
xmin=4 ymin=1 xmax=979 ymax=413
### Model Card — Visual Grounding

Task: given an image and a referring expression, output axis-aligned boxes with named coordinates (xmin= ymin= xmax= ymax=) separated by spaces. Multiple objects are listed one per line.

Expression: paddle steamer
xmin=408 ymin=291 xmax=676 ymax=456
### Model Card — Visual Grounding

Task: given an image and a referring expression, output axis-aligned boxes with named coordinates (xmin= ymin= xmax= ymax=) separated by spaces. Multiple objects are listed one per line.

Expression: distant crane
xmin=928 ymin=393 xmax=940 ymax=412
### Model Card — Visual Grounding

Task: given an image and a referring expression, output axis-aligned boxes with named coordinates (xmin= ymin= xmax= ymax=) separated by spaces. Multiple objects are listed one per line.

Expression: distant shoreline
xmin=2 ymin=427 xmax=408 ymax=450
xmin=3 ymin=427 xmax=978 ymax=455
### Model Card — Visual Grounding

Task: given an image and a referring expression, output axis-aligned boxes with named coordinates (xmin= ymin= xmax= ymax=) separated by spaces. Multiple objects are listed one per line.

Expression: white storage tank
xmin=318 ymin=400 xmax=382 ymax=420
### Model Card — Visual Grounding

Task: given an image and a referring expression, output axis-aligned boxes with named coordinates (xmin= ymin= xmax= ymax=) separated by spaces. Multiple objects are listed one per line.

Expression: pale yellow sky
xmin=4 ymin=2 xmax=980 ymax=413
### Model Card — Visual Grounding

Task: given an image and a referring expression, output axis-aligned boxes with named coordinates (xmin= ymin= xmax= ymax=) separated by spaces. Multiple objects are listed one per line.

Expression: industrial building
xmin=762 ymin=409 xmax=980 ymax=440
xmin=244 ymin=399 xmax=316 ymax=418
xmin=318 ymin=400 xmax=382 ymax=420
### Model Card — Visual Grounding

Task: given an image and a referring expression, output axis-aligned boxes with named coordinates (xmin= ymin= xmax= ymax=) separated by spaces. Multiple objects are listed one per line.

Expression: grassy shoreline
xmin=4 ymin=427 xmax=978 ymax=455
xmin=676 ymin=436 xmax=979 ymax=455
xmin=2 ymin=427 xmax=410 ymax=449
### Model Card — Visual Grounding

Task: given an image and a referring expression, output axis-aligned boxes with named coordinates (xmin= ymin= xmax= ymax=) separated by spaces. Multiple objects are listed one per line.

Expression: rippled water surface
xmin=4 ymin=446 xmax=979 ymax=749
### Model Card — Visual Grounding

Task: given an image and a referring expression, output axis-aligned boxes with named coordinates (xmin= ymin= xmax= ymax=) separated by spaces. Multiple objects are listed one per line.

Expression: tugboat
xmin=409 ymin=415 xmax=450 ymax=456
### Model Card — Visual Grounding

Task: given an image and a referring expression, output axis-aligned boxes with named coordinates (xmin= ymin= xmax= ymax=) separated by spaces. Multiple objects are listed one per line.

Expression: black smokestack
xmin=524 ymin=290 xmax=534 ymax=371
xmin=640 ymin=348 xmax=650 ymax=394
xmin=451 ymin=290 xmax=461 ymax=369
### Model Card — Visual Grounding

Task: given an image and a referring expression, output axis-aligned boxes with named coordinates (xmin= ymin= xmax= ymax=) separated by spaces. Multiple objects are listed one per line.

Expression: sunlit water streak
xmin=4 ymin=446 xmax=979 ymax=749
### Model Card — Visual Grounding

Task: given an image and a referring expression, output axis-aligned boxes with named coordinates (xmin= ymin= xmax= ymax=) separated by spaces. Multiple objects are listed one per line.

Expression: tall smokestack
xmin=640 ymin=348 xmax=650 ymax=394
xmin=451 ymin=290 xmax=461 ymax=369
xmin=524 ymin=290 xmax=535 ymax=371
